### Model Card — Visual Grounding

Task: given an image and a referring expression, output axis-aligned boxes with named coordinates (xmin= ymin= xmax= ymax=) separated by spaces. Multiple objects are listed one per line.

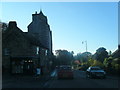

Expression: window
xmin=45 ymin=50 xmax=48 ymax=56
xmin=4 ymin=48 xmax=10 ymax=55
xmin=36 ymin=47 xmax=39 ymax=55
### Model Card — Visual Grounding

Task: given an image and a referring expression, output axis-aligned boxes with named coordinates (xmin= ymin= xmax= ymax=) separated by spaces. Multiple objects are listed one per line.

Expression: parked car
xmin=86 ymin=66 xmax=106 ymax=79
xmin=57 ymin=65 xmax=74 ymax=79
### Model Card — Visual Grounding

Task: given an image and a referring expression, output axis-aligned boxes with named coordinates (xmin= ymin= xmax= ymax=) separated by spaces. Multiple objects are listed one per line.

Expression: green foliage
xmin=103 ymin=58 xmax=108 ymax=67
xmin=87 ymin=58 xmax=94 ymax=66
xmin=103 ymin=57 xmax=120 ymax=74
xmin=86 ymin=58 xmax=104 ymax=68
xmin=92 ymin=60 xmax=104 ymax=68
xmin=54 ymin=46 xmax=119 ymax=75
xmin=114 ymin=64 xmax=120 ymax=71
xmin=111 ymin=58 xmax=120 ymax=71
xmin=75 ymin=52 xmax=92 ymax=63
xmin=103 ymin=57 xmax=113 ymax=68
xmin=94 ymin=47 xmax=108 ymax=62
xmin=79 ymin=62 xmax=89 ymax=71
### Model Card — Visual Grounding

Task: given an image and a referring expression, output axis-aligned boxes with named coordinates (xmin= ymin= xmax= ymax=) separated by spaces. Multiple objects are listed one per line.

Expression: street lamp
xmin=82 ymin=41 xmax=87 ymax=52
xmin=82 ymin=41 xmax=89 ymax=61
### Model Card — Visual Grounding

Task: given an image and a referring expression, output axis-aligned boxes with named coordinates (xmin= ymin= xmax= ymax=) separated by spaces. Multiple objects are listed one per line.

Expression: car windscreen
xmin=91 ymin=68 xmax=101 ymax=70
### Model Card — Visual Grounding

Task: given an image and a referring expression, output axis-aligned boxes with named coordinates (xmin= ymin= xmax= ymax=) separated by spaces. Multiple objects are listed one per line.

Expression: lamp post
xmin=82 ymin=41 xmax=89 ymax=61
xmin=82 ymin=41 xmax=87 ymax=52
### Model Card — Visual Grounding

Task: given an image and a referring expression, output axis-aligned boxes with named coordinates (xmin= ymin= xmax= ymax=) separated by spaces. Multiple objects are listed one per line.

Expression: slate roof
xmin=3 ymin=21 xmax=48 ymax=49
xmin=112 ymin=45 xmax=120 ymax=58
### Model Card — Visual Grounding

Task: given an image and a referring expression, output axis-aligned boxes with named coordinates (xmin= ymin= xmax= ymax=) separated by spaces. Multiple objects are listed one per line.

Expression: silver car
xmin=86 ymin=66 xmax=106 ymax=79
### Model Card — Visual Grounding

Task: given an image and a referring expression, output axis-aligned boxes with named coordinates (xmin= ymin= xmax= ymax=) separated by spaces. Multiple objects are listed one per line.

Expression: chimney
xmin=9 ymin=21 xmax=17 ymax=28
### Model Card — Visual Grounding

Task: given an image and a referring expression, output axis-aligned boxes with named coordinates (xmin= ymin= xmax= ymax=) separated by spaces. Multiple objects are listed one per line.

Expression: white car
xmin=86 ymin=66 xmax=106 ymax=79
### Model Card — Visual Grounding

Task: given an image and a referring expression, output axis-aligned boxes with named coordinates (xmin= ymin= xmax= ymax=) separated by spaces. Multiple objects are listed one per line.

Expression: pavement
xmin=2 ymin=71 xmax=53 ymax=89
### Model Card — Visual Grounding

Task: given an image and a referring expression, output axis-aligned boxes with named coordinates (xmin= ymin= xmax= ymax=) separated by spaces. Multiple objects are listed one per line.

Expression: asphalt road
xmin=2 ymin=70 xmax=120 ymax=89
xmin=43 ymin=70 xmax=120 ymax=88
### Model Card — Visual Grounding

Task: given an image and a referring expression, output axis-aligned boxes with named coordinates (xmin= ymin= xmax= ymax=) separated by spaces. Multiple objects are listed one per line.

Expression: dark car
xmin=86 ymin=66 xmax=106 ymax=79
xmin=57 ymin=65 xmax=74 ymax=79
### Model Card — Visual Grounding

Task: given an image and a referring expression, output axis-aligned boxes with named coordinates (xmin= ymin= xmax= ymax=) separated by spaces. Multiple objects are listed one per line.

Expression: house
xmin=27 ymin=10 xmax=53 ymax=75
xmin=2 ymin=11 xmax=53 ymax=75
xmin=2 ymin=21 xmax=38 ymax=75
xmin=112 ymin=45 xmax=120 ymax=59
xmin=28 ymin=10 xmax=52 ymax=55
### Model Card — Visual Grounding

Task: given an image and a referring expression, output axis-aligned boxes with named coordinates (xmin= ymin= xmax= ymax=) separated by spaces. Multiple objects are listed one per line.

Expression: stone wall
xmin=2 ymin=21 xmax=38 ymax=69
xmin=28 ymin=11 xmax=52 ymax=54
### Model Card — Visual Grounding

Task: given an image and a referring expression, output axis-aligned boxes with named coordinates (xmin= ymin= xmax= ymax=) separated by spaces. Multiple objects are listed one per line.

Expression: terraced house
xmin=2 ymin=11 xmax=53 ymax=75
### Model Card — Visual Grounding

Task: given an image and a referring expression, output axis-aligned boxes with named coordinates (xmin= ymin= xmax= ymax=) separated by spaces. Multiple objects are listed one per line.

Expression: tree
xmin=92 ymin=60 xmax=104 ymax=68
xmin=94 ymin=47 xmax=108 ymax=62
xmin=49 ymin=54 xmax=57 ymax=70
xmin=86 ymin=58 xmax=104 ymax=68
xmin=75 ymin=52 xmax=92 ymax=63
xmin=103 ymin=57 xmax=120 ymax=74
xmin=108 ymin=50 xmax=112 ymax=56
xmin=103 ymin=57 xmax=113 ymax=68
xmin=111 ymin=58 xmax=120 ymax=73
xmin=55 ymin=49 xmax=74 ymax=65
xmin=0 ymin=22 xmax=8 ymax=31
xmin=87 ymin=58 xmax=94 ymax=66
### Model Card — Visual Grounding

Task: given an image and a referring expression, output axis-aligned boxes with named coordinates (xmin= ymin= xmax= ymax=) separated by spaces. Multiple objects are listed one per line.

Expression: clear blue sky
xmin=1 ymin=2 xmax=118 ymax=55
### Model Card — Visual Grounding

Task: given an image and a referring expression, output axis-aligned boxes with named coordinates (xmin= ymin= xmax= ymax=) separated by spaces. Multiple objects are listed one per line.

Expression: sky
xmin=1 ymin=2 xmax=118 ymax=55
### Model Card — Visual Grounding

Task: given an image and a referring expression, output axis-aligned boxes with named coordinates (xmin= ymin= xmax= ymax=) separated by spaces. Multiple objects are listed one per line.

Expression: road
xmin=2 ymin=70 xmax=119 ymax=89
xmin=43 ymin=70 xmax=119 ymax=88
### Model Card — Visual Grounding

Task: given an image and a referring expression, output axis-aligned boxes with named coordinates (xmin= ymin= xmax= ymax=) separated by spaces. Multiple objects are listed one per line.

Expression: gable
xmin=3 ymin=26 xmax=30 ymax=46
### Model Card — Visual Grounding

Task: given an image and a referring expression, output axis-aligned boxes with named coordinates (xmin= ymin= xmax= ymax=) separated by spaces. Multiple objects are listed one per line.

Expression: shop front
xmin=10 ymin=56 xmax=37 ymax=75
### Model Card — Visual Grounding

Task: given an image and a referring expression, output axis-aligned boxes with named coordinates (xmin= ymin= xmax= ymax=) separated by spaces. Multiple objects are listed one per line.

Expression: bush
xmin=114 ymin=64 xmax=120 ymax=71
xmin=92 ymin=60 xmax=104 ymax=68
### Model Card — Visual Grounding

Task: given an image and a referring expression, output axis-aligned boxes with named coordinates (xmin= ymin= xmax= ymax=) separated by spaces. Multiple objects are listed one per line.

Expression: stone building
xmin=112 ymin=45 xmax=120 ymax=59
xmin=27 ymin=10 xmax=53 ymax=74
xmin=2 ymin=11 xmax=53 ymax=75
xmin=28 ymin=11 xmax=52 ymax=55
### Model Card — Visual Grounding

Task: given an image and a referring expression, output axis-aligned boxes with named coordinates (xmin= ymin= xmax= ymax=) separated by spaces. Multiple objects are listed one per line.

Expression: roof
xmin=2 ymin=21 xmax=29 ymax=43
xmin=3 ymin=21 xmax=49 ymax=50
xmin=111 ymin=45 xmax=120 ymax=58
